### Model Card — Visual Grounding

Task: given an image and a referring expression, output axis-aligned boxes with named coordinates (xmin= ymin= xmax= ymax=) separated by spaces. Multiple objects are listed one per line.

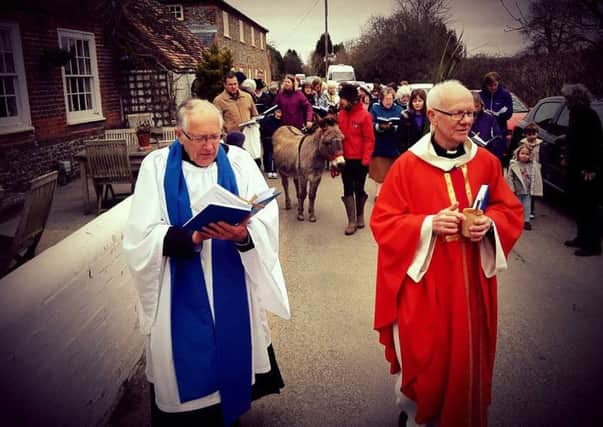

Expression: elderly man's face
xmin=224 ymin=77 xmax=239 ymax=95
xmin=176 ymin=111 xmax=222 ymax=167
xmin=429 ymin=87 xmax=474 ymax=149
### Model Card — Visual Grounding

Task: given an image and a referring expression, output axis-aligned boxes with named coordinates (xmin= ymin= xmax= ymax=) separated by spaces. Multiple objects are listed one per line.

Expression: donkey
xmin=272 ymin=116 xmax=345 ymax=222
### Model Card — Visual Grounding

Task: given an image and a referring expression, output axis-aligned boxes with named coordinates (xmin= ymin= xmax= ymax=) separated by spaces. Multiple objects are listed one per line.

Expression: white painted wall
xmin=0 ymin=198 xmax=143 ymax=426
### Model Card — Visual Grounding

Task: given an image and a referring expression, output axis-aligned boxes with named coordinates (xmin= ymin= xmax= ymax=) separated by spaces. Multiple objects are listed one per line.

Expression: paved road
xmin=108 ymin=172 xmax=603 ymax=427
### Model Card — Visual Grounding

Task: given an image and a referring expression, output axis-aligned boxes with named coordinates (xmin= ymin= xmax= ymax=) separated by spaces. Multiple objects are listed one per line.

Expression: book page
xmin=191 ymin=183 xmax=250 ymax=212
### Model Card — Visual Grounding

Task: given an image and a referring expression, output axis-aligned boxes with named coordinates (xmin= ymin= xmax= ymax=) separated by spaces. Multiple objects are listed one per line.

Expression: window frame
xmin=239 ymin=19 xmax=245 ymax=43
xmin=57 ymin=28 xmax=104 ymax=125
xmin=168 ymin=4 xmax=184 ymax=21
xmin=250 ymin=26 xmax=255 ymax=47
xmin=260 ymin=32 xmax=265 ymax=50
xmin=0 ymin=21 xmax=33 ymax=135
xmin=223 ymin=11 xmax=230 ymax=38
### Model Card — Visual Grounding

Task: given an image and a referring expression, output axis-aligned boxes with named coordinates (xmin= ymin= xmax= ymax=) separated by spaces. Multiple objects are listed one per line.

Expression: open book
xmin=376 ymin=116 xmax=401 ymax=125
xmin=183 ymin=184 xmax=281 ymax=231
xmin=470 ymin=132 xmax=501 ymax=147
xmin=239 ymin=105 xmax=280 ymax=128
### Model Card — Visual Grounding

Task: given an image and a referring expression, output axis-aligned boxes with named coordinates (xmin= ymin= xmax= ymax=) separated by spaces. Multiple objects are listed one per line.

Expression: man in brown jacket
xmin=213 ymin=71 xmax=258 ymax=134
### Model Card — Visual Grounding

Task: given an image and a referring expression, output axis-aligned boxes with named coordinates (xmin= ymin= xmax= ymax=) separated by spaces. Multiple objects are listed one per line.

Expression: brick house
xmin=159 ymin=0 xmax=271 ymax=83
xmin=0 ymin=0 xmax=203 ymax=193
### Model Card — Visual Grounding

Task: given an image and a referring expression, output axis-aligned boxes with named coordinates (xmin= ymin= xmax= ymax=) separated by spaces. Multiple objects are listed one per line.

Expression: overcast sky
xmin=226 ymin=0 xmax=530 ymax=63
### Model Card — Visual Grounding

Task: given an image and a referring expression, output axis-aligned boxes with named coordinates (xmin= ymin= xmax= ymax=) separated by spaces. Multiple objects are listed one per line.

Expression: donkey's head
xmin=316 ymin=116 xmax=345 ymax=169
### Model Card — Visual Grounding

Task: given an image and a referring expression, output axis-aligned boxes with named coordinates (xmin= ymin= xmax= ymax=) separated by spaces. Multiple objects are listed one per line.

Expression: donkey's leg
xmin=307 ymin=174 xmax=322 ymax=223
xmin=297 ymin=176 xmax=308 ymax=221
xmin=281 ymin=175 xmax=292 ymax=210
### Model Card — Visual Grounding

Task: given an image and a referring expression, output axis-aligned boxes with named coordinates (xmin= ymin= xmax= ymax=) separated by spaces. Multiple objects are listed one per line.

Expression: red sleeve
xmin=481 ymin=153 xmax=524 ymax=255
xmin=362 ymin=112 xmax=375 ymax=166
xmin=370 ymin=155 xmax=425 ymax=331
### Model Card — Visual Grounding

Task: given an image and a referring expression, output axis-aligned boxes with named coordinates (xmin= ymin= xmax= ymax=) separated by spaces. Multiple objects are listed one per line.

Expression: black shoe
xmin=523 ymin=222 xmax=532 ymax=230
xmin=564 ymin=238 xmax=582 ymax=247
xmin=574 ymin=248 xmax=602 ymax=257
xmin=398 ymin=411 xmax=408 ymax=427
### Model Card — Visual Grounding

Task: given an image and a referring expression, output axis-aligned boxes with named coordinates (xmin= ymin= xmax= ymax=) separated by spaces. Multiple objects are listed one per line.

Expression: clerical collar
xmin=181 ymin=143 xmax=229 ymax=167
xmin=431 ymin=136 xmax=465 ymax=159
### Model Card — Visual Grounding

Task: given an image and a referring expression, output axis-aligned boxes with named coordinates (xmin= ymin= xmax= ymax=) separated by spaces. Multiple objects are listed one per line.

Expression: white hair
xmin=326 ymin=80 xmax=338 ymax=89
xmin=177 ymin=98 xmax=223 ymax=132
xmin=396 ymin=85 xmax=411 ymax=99
xmin=240 ymin=78 xmax=257 ymax=93
xmin=426 ymin=80 xmax=470 ymax=109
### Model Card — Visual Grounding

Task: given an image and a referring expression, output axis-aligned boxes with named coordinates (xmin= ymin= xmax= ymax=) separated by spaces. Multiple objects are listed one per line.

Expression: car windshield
xmin=511 ymin=93 xmax=528 ymax=113
xmin=331 ymin=71 xmax=354 ymax=81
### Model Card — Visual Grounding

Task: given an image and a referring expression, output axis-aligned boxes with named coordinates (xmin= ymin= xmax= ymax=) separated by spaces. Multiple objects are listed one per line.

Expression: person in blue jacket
xmin=479 ymin=71 xmax=513 ymax=138
xmin=369 ymin=86 xmax=403 ymax=198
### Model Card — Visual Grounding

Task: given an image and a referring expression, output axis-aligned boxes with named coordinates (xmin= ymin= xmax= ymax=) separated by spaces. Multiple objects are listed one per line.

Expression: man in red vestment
xmin=370 ymin=80 xmax=524 ymax=427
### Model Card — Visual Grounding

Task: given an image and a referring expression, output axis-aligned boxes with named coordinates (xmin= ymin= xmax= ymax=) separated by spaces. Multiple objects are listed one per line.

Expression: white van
xmin=327 ymin=64 xmax=356 ymax=83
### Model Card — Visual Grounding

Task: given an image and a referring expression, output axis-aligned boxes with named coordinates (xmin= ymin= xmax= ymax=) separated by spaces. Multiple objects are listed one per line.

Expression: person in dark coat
xmin=470 ymin=92 xmax=504 ymax=162
xmin=398 ymin=89 xmax=430 ymax=153
xmin=479 ymin=71 xmax=513 ymax=138
xmin=561 ymin=83 xmax=603 ymax=256
xmin=260 ymin=109 xmax=282 ymax=179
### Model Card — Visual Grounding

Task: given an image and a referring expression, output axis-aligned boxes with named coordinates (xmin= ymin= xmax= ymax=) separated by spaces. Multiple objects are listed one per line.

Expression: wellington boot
xmin=355 ymin=193 xmax=368 ymax=228
xmin=342 ymin=196 xmax=357 ymax=235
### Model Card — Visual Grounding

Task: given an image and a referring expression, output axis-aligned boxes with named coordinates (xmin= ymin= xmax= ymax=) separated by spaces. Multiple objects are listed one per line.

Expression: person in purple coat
xmin=272 ymin=75 xmax=313 ymax=130
xmin=470 ymin=92 xmax=504 ymax=162
xmin=479 ymin=71 xmax=513 ymax=137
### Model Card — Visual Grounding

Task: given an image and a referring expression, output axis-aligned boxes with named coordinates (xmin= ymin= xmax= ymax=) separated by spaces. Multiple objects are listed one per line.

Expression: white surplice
xmin=123 ymin=144 xmax=290 ymax=413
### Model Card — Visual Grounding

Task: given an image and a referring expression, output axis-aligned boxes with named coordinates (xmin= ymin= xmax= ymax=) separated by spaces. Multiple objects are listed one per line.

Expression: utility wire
xmin=281 ymin=0 xmax=321 ymax=45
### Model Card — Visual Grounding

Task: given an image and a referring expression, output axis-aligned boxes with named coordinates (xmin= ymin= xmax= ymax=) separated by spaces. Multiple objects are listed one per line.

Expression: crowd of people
xmin=122 ymin=69 xmax=601 ymax=427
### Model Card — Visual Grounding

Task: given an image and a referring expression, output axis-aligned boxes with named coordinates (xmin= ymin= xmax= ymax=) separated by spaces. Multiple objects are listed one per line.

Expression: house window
xmin=223 ymin=11 xmax=230 ymax=38
xmin=239 ymin=19 xmax=244 ymax=43
xmin=168 ymin=5 xmax=184 ymax=21
xmin=260 ymin=32 xmax=265 ymax=50
xmin=250 ymin=27 xmax=255 ymax=47
xmin=58 ymin=28 xmax=104 ymax=125
xmin=0 ymin=21 xmax=32 ymax=135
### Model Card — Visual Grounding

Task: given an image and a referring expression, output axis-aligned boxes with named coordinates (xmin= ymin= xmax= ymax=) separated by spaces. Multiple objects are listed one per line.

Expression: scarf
xmin=164 ymin=142 xmax=251 ymax=426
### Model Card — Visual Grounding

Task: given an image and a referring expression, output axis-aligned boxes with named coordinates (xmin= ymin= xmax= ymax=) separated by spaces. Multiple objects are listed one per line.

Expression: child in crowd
xmin=260 ymin=108 xmax=282 ymax=179
xmin=506 ymin=143 xmax=543 ymax=230
xmin=519 ymin=122 xmax=543 ymax=218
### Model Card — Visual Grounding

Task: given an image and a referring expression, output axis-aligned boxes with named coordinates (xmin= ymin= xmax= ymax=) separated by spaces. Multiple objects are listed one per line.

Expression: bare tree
xmin=501 ymin=0 xmax=603 ymax=53
xmin=395 ymin=0 xmax=451 ymax=23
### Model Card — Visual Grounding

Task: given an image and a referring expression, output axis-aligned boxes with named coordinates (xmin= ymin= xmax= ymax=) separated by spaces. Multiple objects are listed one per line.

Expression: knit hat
xmin=225 ymin=131 xmax=245 ymax=148
xmin=234 ymin=71 xmax=247 ymax=85
xmin=339 ymin=84 xmax=359 ymax=103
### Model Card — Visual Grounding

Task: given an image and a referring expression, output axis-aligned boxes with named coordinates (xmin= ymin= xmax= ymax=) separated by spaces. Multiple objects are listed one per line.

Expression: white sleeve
xmin=479 ymin=221 xmax=508 ymax=278
xmin=232 ymin=149 xmax=291 ymax=319
xmin=407 ymin=215 xmax=437 ymax=282
xmin=122 ymin=153 xmax=171 ymax=334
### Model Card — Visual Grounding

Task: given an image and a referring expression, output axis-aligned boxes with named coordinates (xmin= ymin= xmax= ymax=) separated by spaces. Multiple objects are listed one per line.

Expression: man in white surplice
xmin=123 ymin=99 xmax=290 ymax=426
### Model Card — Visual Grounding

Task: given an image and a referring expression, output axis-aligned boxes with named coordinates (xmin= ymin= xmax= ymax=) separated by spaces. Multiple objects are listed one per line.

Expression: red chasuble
xmin=370 ymin=140 xmax=523 ymax=426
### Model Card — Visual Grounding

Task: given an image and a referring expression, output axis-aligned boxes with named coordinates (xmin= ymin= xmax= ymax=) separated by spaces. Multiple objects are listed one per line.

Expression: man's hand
xmin=378 ymin=122 xmax=392 ymax=130
xmin=305 ymin=121 xmax=313 ymax=130
xmin=194 ymin=218 xmax=250 ymax=243
xmin=466 ymin=215 xmax=493 ymax=242
xmin=432 ymin=202 xmax=464 ymax=235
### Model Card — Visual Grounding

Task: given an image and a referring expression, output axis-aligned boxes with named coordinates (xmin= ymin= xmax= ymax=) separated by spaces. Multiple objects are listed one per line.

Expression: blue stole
xmin=164 ymin=143 xmax=251 ymax=426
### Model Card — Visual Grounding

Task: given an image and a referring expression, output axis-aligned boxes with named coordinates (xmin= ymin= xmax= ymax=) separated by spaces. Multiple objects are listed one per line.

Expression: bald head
xmin=426 ymin=80 xmax=473 ymax=111
xmin=177 ymin=98 xmax=224 ymax=134
xmin=426 ymin=80 xmax=475 ymax=149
